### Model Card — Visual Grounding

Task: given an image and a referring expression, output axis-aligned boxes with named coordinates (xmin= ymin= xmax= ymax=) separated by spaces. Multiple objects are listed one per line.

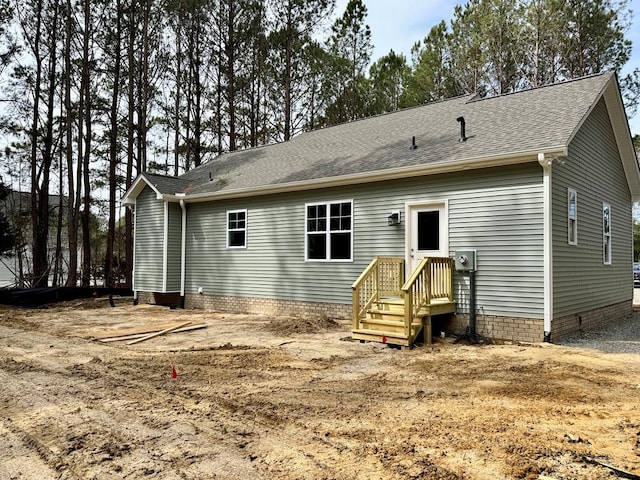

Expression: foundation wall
xmin=183 ymin=293 xmax=352 ymax=320
xmin=551 ymin=300 xmax=632 ymax=342
xmin=135 ymin=292 xmax=632 ymax=345
xmin=440 ymin=313 xmax=545 ymax=343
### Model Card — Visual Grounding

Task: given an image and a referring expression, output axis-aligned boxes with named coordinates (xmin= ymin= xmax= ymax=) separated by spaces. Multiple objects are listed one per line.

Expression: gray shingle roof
xmin=153 ymin=73 xmax=617 ymax=198
xmin=140 ymin=172 xmax=192 ymax=195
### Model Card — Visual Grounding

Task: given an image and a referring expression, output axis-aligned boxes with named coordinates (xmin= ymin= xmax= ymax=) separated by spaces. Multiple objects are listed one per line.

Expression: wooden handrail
xmin=351 ymin=257 xmax=379 ymax=289
xmin=401 ymin=257 xmax=429 ymax=292
xmin=401 ymin=257 xmax=453 ymax=340
xmin=352 ymin=257 xmax=404 ymax=331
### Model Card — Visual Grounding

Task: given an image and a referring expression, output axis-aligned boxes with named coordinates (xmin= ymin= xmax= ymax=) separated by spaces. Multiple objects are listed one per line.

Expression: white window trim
xmin=304 ymin=199 xmax=354 ymax=262
xmin=603 ymin=202 xmax=611 ymax=265
xmin=226 ymin=209 xmax=247 ymax=249
xmin=567 ymin=188 xmax=577 ymax=246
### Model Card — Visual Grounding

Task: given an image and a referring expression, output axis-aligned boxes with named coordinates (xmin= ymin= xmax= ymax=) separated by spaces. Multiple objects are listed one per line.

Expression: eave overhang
xmin=155 ymin=146 xmax=569 ymax=204
xmin=566 ymin=74 xmax=640 ymax=202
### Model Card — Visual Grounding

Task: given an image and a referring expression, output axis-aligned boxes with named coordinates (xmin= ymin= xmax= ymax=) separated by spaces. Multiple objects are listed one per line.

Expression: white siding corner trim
xmin=538 ymin=153 xmax=553 ymax=338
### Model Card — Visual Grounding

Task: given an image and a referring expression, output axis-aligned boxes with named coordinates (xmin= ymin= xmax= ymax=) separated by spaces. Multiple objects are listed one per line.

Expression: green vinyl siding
xmin=134 ymin=187 xmax=164 ymax=292
xmin=166 ymin=202 xmax=182 ymax=292
xmin=552 ymin=98 xmax=633 ymax=316
xmin=185 ymin=163 xmax=544 ymax=318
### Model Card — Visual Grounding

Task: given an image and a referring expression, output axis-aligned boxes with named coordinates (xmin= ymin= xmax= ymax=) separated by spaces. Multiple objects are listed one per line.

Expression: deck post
xmin=404 ymin=290 xmax=412 ymax=339
xmin=352 ymin=287 xmax=360 ymax=331
xmin=424 ymin=316 xmax=432 ymax=345
xmin=373 ymin=263 xmax=379 ymax=304
xmin=448 ymin=258 xmax=454 ymax=302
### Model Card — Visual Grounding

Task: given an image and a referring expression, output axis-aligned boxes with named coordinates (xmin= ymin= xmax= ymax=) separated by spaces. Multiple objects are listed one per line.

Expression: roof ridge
xmin=181 ymin=92 xmax=477 ymax=179
xmin=467 ymin=71 xmax=612 ymax=104
xmin=304 ymin=92 xmax=476 ymax=135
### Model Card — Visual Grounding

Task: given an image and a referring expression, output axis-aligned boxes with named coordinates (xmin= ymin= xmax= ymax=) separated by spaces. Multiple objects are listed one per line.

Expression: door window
xmin=417 ymin=211 xmax=440 ymax=251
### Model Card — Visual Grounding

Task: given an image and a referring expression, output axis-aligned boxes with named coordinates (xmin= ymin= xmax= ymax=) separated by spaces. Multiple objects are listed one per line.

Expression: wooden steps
xmin=352 ymin=298 xmax=426 ymax=349
xmin=352 ymin=329 xmax=415 ymax=348
xmin=352 ymin=297 xmax=455 ymax=349
xmin=351 ymin=256 xmax=456 ymax=349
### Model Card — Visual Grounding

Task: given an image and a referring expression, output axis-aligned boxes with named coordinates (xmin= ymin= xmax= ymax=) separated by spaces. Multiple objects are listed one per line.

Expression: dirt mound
xmin=262 ymin=315 xmax=343 ymax=335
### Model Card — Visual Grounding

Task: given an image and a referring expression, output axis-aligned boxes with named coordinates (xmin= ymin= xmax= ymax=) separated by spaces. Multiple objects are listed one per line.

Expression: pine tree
xmin=326 ymin=0 xmax=372 ymax=123
xmin=268 ymin=0 xmax=335 ymax=140
xmin=368 ymin=50 xmax=411 ymax=114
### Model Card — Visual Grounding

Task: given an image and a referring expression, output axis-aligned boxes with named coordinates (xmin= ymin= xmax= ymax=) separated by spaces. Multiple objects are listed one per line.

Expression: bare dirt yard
xmin=0 ymin=301 xmax=638 ymax=480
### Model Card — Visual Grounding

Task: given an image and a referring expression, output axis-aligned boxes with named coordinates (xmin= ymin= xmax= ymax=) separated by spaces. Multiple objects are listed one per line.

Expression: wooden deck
xmin=352 ymin=257 xmax=455 ymax=349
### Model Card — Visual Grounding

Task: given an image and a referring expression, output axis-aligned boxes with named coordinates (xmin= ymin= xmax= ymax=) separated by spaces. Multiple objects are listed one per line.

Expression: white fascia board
xmin=121 ymin=175 xmax=163 ymax=206
xmin=159 ymin=146 xmax=568 ymax=204
xmin=602 ymin=79 xmax=640 ymax=201
xmin=565 ymin=74 xmax=640 ymax=201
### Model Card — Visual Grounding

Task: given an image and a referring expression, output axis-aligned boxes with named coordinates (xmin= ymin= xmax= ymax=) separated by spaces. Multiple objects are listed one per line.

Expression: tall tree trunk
xmin=174 ymin=18 xmax=181 ymax=176
xmin=30 ymin=0 xmax=45 ymax=287
xmin=283 ymin=2 xmax=292 ymax=141
xmin=136 ymin=0 xmax=149 ymax=173
xmin=40 ymin=0 xmax=59 ymax=285
xmin=215 ymin=37 xmax=222 ymax=155
xmin=227 ymin=1 xmax=236 ymax=151
xmin=80 ymin=0 xmax=91 ymax=287
xmin=64 ymin=0 xmax=77 ymax=287
xmin=106 ymin=0 xmax=122 ymax=288
xmin=124 ymin=0 xmax=136 ymax=289
xmin=193 ymin=28 xmax=201 ymax=166
xmin=185 ymin=23 xmax=193 ymax=169
xmin=53 ymin=88 xmax=65 ymax=287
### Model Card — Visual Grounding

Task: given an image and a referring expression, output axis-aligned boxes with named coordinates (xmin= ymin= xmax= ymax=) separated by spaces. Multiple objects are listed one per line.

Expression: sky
xmin=333 ymin=0 xmax=640 ymax=136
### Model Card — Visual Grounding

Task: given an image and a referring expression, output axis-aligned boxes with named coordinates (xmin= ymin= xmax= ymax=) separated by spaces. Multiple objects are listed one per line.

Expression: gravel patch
xmin=557 ymin=311 xmax=640 ymax=354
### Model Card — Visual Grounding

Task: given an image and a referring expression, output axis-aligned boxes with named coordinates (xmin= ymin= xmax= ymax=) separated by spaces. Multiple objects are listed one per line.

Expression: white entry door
xmin=407 ymin=202 xmax=448 ymax=273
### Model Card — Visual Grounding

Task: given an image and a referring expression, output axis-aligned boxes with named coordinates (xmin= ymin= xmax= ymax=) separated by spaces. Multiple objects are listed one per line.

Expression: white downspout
xmin=538 ymin=153 xmax=553 ymax=341
xmin=179 ymin=199 xmax=186 ymax=302
xmin=132 ymin=202 xmax=137 ymax=302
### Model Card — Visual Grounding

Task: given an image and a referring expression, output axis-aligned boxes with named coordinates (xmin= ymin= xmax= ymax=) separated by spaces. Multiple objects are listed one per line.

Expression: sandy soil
xmin=0 ymin=300 xmax=638 ymax=480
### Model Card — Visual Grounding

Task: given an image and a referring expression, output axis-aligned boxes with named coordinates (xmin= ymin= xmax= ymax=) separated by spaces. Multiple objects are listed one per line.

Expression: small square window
xmin=227 ymin=209 xmax=247 ymax=248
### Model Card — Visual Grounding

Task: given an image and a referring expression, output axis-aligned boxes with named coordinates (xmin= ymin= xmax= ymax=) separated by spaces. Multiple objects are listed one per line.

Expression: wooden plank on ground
xmin=583 ymin=457 xmax=640 ymax=479
xmin=98 ymin=324 xmax=207 ymax=342
xmin=126 ymin=321 xmax=192 ymax=345
xmin=94 ymin=322 xmax=188 ymax=340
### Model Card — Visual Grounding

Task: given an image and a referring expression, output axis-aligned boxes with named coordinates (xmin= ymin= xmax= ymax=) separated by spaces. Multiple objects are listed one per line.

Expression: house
xmin=122 ymin=72 xmax=640 ymax=345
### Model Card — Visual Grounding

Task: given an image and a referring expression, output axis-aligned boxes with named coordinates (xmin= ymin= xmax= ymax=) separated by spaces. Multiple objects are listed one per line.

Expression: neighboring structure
xmin=0 ymin=191 xmax=69 ymax=288
xmin=123 ymin=72 xmax=640 ymax=343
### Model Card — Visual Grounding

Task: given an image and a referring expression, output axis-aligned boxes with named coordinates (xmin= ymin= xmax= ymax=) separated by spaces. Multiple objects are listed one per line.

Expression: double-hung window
xmin=568 ymin=188 xmax=577 ymax=245
xmin=603 ymin=202 xmax=611 ymax=265
xmin=306 ymin=200 xmax=352 ymax=261
xmin=227 ymin=209 xmax=247 ymax=248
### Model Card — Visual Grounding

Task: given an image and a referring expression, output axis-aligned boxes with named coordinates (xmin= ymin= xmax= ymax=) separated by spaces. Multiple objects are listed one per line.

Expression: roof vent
xmin=410 ymin=136 xmax=417 ymax=150
xmin=456 ymin=116 xmax=467 ymax=142
xmin=209 ymin=172 xmax=213 ymax=182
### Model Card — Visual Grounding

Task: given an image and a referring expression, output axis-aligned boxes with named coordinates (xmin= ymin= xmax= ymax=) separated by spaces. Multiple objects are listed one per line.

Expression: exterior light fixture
xmin=387 ymin=210 xmax=401 ymax=226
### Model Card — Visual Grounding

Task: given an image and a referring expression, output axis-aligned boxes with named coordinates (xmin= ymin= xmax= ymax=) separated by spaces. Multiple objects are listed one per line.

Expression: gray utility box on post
xmin=454 ymin=250 xmax=477 ymax=271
